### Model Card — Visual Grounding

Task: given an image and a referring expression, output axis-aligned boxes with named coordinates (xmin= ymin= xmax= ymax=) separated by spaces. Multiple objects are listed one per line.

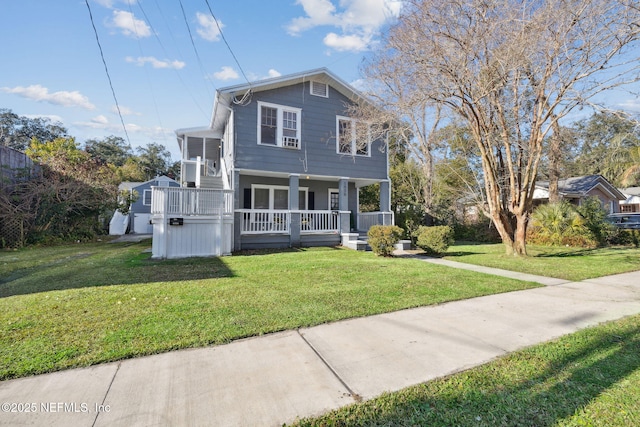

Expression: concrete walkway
xmin=1 ymin=261 xmax=640 ymax=426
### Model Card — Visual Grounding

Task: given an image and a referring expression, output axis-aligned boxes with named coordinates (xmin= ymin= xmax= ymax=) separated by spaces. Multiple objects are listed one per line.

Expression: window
xmin=336 ymin=116 xmax=369 ymax=156
xmin=251 ymin=185 xmax=308 ymax=210
xmin=329 ymin=189 xmax=339 ymax=211
xmin=143 ymin=189 xmax=152 ymax=206
xmin=310 ymin=81 xmax=328 ymax=98
xmin=258 ymin=102 xmax=301 ymax=149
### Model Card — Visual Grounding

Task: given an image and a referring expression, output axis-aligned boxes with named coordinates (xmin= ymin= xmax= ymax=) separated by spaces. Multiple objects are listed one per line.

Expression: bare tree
xmin=350 ymin=46 xmax=446 ymax=218
xmin=362 ymin=0 xmax=640 ymax=255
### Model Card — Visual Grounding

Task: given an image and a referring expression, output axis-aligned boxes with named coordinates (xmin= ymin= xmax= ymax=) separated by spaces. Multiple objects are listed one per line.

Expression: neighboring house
xmin=533 ymin=175 xmax=626 ymax=213
xmin=110 ymin=176 xmax=179 ymax=235
xmin=619 ymin=187 xmax=640 ymax=213
xmin=151 ymin=68 xmax=393 ymax=258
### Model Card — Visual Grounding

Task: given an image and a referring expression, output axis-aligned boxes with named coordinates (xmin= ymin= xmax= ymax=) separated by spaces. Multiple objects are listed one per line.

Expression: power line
xmin=203 ymin=0 xmax=251 ymax=87
xmin=178 ymin=0 xmax=214 ymax=102
xmin=83 ymin=0 xmax=131 ymax=146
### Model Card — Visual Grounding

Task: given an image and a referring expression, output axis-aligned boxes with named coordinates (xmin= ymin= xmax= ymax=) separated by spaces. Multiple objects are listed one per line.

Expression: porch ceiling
xmin=238 ymin=169 xmax=383 ymax=187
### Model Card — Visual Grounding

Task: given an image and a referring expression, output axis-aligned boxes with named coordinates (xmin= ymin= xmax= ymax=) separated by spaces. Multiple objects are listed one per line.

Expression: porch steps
xmin=342 ymin=233 xmax=412 ymax=252
xmin=341 ymin=232 xmax=370 ymax=251
xmin=198 ymin=175 xmax=224 ymax=189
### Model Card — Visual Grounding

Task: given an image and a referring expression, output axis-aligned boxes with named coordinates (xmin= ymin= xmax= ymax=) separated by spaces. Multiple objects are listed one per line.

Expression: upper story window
xmin=310 ymin=81 xmax=328 ymax=98
xmin=258 ymin=101 xmax=301 ymax=149
xmin=336 ymin=116 xmax=369 ymax=156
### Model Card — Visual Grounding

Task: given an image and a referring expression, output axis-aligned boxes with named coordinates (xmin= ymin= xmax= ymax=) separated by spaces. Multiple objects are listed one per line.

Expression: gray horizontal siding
xmin=232 ymin=82 xmax=387 ymax=180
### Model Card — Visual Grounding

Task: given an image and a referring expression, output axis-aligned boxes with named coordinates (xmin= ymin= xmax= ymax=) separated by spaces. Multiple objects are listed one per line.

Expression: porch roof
xmin=237 ymin=168 xmax=384 ymax=188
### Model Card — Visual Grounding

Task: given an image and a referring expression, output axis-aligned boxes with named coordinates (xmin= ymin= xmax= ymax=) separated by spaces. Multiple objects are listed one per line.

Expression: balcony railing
xmin=152 ymin=187 xmax=233 ymax=216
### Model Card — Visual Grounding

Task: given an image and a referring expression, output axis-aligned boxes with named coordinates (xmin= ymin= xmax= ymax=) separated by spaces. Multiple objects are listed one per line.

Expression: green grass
xmin=0 ymin=240 xmax=538 ymax=380
xmin=290 ymin=314 xmax=640 ymax=427
xmin=443 ymin=243 xmax=640 ymax=281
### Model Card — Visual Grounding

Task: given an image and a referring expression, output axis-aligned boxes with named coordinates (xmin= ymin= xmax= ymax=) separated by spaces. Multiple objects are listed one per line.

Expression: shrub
xmin=576 ymin=196 xmax=616 ymax=245
xmin=608 ymin=229 xmax=640 ymax=247
xmin=414 ymin=225 xmax=455 ymax=255
xmin=529 ymin=201 xmax=597 ymax=247
xmin=367 ymin=225 xmax=404 ymax=256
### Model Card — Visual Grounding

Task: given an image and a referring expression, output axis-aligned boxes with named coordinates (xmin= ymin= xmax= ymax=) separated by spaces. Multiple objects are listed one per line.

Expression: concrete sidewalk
xmin=1 ymin=265 xmax=639 ymax=426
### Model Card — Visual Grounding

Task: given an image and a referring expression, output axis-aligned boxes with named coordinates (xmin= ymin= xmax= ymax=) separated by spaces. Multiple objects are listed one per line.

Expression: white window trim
xmin=251 ymin=184 xmax=309 ymax=210
xmin=310 ymin=81 xmax=329 ymax=98
xmin=336 ymin=116 xmax=370 ymax=157
xmin=142 ymin=189 xmax=152 ymax=206
xmin=257 ymin=101 xmax=302 ymax=149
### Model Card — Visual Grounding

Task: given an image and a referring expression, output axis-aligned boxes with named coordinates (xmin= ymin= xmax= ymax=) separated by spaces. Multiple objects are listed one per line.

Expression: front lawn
xmin=443 ymin=243 xmax=640 ymax=281
xmin=291 ymin=313 xmax=640 ymax=427
xmin=0 ymin=241 xmax=537 ymax=380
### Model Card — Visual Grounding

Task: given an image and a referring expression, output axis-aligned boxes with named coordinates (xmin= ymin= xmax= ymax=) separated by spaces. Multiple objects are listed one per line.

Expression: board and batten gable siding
xmin=232 ymin=82 xmax=387 ymax=180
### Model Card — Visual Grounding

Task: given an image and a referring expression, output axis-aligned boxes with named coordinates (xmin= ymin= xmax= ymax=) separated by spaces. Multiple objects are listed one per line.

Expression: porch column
xmin=233 ymin=169 xmax=242 ymax=251
xmin=339 ymin=178 xmax=350 ymax=233
xmin=379 ymin=179 xmax=392 ymax=225
xmin=289 ymin=174 xmax=300 ymax=247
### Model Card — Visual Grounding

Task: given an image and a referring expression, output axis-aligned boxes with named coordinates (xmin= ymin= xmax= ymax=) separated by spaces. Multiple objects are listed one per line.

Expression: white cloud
xmin=196 ymin=12 xmax=223 ymax=41
xmin=287 ymin=0 xmax=402 ymax=52
xmin=125 ymin=56 xmax=185 ymax=69
xmin=287 ymin=0 xmax=338 ymax=34
xmin=323 ymin=32 xmax=371 ymax=52
xmin=618 ymin=98 xmax=640 ymax=112
xmin=1 ymin=84 xmax=96 ymax=110
xmin=247 ymin=69 xmax=283 ymax=81
xmin=111 ymin=10 xmax=151 ymax=38
xmin=213 ymin=66 xmax=239 ymax=80
xmin=92 ymin=115 xmax=109 ymax=125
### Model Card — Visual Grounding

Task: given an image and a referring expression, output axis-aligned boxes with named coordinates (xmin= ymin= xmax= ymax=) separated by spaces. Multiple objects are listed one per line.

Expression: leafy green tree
xmin=0 ymin=109 xmax=68 ymax=151
xmin=85 ymin=135 xmax=132 ymax=167
xmin=136 ymin=142 xmax=173 ymax=181
xmin=572 ymin=111 xmax=640 ymax=185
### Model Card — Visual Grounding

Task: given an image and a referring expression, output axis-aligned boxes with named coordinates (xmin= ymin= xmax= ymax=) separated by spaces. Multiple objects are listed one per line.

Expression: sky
xmin=1 ymin=1 xmax=638 ymax=163
xmin=0 ymin=0 xmax=402 ymax=160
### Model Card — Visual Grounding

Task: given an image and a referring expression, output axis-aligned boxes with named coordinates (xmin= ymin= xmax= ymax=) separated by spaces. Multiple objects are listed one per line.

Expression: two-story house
xmin=151 ymin=68 xmax=393 ymax=258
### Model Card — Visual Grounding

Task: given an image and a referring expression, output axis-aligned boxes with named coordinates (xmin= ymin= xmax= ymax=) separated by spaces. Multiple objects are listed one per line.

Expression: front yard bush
xmin=415 ymin=225 xmax=454 ymax=255
xmin=367 ymin=225 xmax=404 ymax=256
xmin=528 ymin=201 xmax=602 ymax=248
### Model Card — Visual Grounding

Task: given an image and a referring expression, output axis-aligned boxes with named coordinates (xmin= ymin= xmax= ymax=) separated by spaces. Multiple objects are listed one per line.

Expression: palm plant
xmin=530 ymin=201 xmax=588 ymax=245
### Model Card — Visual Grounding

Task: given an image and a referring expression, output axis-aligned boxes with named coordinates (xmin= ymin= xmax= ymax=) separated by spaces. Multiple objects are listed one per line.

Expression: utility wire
xmin=203 ymin=0 xmax=251 ymax=87
xmin=84 ymin=0 xmax=131 ymax=145
xmin=178 ymin=0 xmax=214 ymax=101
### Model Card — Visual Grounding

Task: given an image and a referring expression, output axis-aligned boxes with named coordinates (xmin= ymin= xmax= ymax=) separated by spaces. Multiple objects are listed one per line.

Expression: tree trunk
xmin=513 ymin=213 xmax=528 ymax=256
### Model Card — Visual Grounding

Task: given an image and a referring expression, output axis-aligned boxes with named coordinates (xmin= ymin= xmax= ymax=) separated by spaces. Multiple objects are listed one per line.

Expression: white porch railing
xmin=300 ymin=210 xmax=339 ymax=233
xmin=152 ymin=187 xmax=233 ymax=216
xmin=238 ymin=210 xmax=290 ymax=234
xmin=238 ymin=210 xmax=341 ymax=235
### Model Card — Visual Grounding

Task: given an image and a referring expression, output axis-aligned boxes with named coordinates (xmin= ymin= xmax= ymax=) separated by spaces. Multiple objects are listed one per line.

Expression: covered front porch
xmin=232 ymin=170 xmax=393 ymax=251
